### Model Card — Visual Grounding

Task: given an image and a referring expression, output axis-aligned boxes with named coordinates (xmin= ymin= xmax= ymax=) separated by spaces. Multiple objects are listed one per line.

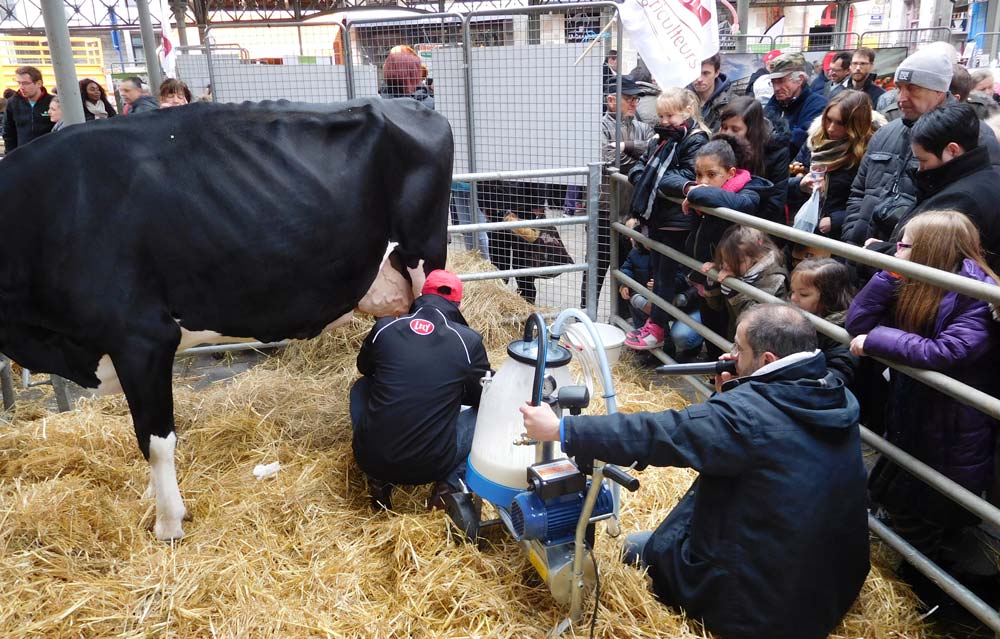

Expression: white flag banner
xmin=153 ymin=0 xmax=178 ymax=78
xmin=616 ymin=0 xmax=720 ymax=89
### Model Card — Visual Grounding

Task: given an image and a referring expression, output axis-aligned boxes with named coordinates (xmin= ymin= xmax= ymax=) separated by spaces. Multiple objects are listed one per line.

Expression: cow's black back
xmin=0 ymin=98 xmax=453 ymax=387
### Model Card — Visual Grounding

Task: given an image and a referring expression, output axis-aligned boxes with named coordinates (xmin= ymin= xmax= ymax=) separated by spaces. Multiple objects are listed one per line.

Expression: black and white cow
xmin=0 ymin=98 xmax=453 ymax=539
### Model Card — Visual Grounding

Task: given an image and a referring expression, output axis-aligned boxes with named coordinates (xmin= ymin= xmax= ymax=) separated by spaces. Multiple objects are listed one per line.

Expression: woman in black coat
xmin=79 ymin=78 xmax=117 ymax=121
xmin=718 ymin=96 xmax=789 ymax=226
xmin=787 ymin=90 xmax=879 ymax=241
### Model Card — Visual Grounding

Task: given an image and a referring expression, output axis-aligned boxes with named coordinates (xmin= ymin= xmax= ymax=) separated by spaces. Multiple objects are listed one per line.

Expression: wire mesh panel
xmin=457 ymin=7 xmax=608 ymax=316
xmin=176 ymin=22 xmax=363 ymax=103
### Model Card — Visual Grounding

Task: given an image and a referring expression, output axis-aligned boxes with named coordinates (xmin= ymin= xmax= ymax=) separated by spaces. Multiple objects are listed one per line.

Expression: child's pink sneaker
xmin=625 ymin=320 xmax=665 ymax=351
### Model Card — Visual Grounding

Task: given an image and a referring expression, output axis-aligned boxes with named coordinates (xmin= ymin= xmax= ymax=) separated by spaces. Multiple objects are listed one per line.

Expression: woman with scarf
xmin=79 ymin=78 xmax=117 ymax=121
xmin=788 ymin=90 xmax=882 ymax=240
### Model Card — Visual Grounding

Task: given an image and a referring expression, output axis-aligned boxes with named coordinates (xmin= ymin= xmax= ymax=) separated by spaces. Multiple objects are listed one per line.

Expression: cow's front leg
xmin=112 ymin=324 xmax=186 ymax=541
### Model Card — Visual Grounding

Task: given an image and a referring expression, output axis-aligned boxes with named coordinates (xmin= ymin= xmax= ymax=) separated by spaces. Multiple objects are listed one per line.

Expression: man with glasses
xmin=588 ymin=75 xmax=653 ymax=311
xmin=833 ymin=47 xmax=884 ymax=104
xmin=520 ymin=303 xmax=870 ymax=639
xmin=3 ymin=66 xmax=54 ymax=153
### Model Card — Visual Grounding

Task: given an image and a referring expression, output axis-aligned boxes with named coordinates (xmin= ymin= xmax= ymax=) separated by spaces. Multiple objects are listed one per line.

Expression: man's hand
xmin=864 ymin=238 xmax=880 ymax=248
xmin=520 ymin=402 xmax=561 ymax=442
xmin=714 ymin=352 xmax=737 ymax=393
xmin=818 ymin=217 xmax=832 ymax=234
xmin=849 ymin=334 xmax=867 ymax=356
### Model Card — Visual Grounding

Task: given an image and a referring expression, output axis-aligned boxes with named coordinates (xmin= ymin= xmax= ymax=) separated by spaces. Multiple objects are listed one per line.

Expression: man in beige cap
xmin=765 ymin=51 xmax=829 ymax=157
xmin=842 ymin=46 xmax=1000 ymax=250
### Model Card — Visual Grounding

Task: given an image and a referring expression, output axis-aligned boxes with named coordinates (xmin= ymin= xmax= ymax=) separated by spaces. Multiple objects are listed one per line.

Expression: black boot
xmin=368 ymin=477 xmax=393 ymax=511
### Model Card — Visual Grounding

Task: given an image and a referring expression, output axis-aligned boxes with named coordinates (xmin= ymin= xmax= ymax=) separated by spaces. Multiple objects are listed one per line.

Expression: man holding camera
xmin=841 ymin=48 xmax=1000 ymax=251
xmin=520 ymin=304 xmax=870 ymax=639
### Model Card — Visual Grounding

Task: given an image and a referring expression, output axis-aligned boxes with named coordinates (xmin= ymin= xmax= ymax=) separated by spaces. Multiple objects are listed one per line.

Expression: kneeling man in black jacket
xmin=351 ymin=270 xmax=491 ymax=511
xmin=521 ymin=304 xmax=870 ymax=639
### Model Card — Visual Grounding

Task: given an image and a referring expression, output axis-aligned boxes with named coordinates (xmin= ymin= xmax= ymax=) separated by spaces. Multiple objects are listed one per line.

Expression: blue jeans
xmin=350 ymin=377 xmax=475 ymax=490
xmin=671 ymin=309 xmax=704 ymax=353
xmin=450 ymin=187 xmax=490 ymax=258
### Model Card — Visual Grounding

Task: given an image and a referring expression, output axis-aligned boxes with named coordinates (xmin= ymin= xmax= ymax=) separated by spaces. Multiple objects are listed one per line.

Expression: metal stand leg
xmin=0 ymin=356 xmax=15 ymax=410
xmin=51 ymin=375 xmax=72 ymax=413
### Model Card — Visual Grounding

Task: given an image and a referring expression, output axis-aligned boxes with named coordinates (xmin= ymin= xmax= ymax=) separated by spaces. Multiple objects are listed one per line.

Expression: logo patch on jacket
xmin=409 ymin=319 xmax=434 ymax=335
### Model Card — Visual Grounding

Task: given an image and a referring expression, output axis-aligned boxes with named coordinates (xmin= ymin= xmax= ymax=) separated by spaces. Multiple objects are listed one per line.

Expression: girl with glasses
xmin=845 ymin=209 xmax=1000 ymax=593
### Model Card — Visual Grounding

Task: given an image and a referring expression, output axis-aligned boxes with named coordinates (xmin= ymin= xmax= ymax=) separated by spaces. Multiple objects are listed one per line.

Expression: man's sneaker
xmin=625 ymin=321 xmax=665 ymax=351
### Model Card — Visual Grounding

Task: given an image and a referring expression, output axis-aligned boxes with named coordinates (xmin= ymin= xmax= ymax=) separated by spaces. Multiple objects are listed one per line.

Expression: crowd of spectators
xmin=597 ymin=41 xmax=1000 ymax=616
xmin=1 ymin=66 xmax=201 ymax=153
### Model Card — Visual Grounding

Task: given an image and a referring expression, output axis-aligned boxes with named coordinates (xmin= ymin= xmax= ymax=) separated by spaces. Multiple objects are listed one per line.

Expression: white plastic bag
xmin=792 ymin=189 xmax=821 ymax=234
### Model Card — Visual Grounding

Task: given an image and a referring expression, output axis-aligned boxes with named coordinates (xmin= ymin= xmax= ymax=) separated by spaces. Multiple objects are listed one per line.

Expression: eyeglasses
xmin=896 ymin=242 xmax=912 ymax=252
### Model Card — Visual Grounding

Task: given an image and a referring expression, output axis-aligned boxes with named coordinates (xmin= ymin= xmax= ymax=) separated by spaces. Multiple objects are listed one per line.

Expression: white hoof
xmin=154 ymin=514 xmax=186 ymax=541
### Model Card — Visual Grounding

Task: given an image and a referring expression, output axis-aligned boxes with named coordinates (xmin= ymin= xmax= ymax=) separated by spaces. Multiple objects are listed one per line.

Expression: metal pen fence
xmin=860 ymin=27 xmax=953 ymax=53
xmin=972 ymin=31 xmax=1000 ymax=67
xmin=608 ymin=172 xmax=1000 ymax=631
xmin=774 ymin=31 xmax=860 ymax=53
xmin=718 ymin=33 xmax=774 ymax=54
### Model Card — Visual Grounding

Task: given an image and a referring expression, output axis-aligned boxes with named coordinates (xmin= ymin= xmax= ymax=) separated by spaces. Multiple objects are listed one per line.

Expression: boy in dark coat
xmin=521 ymin=304 xmax=870 ymax=639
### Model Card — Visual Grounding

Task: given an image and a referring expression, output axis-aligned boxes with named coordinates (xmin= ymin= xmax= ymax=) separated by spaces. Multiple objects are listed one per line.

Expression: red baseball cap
xmin=421 ymin=269 xmax=463 ymax=303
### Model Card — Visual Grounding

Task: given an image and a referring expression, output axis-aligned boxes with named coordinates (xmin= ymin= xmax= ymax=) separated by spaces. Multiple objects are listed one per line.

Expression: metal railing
xmin=608 ymin=173 xmax=1000 ymax=631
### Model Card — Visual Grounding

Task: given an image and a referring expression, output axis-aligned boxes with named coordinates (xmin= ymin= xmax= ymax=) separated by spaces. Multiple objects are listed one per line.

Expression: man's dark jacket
xmin=766 ymin=83 xmax=828 ymax=158
xmin=562 ymin=352 xmax=870 ymax=639
xmin=830 ymin=73 xmax=886 ymax=105
xmin=127 ymin=95 xmax=159 ymax=114
xmin=354 ymin=294 xmax=490 ymax=484
xmin=865 ymin=145 xmax=1000 ymax=272
xmin=3 ymin=90 xmax=54 ymax=151
xmin=842 ymin=95 xmax=1000 ymax=247
xmin=691 ymin=73 xmax=734 ymax=132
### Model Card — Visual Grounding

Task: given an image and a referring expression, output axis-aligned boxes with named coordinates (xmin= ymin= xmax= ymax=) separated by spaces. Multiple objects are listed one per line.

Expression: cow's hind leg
xmin=112 ymin=324 xmax=186 ymax=541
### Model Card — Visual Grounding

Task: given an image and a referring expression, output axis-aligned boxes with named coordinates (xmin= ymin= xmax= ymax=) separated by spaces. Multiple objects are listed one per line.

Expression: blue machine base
xmin=465 ymin=459 xmax=522 ymax=508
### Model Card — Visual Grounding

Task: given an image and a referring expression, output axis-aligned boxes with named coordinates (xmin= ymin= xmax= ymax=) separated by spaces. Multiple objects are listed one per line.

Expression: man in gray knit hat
xmin=841 ymin=46 xmax=1000 ymax=252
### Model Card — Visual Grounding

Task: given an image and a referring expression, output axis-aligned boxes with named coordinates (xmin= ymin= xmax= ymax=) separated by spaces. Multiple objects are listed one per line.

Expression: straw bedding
xmin=0 ymin=251 xmax=930 ymax=638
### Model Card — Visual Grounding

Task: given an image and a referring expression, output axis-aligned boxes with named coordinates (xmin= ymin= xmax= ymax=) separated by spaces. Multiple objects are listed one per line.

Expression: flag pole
xmin=574 ymin=20 xmax=616 ymax=66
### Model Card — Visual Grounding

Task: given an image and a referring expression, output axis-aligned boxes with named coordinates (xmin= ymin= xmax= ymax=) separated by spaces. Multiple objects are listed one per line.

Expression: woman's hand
xmin=799 ymin=173 xmax=819 ymax=194
xmin=520 ymin=402 xmax=561 ymax=442
xmin=619 ymin=285 xmax=631 ymax=300
xmin=849 ymin=334 xmax=867 ymax=356
xmin=818 ymin=217 xmax=832 ymax=234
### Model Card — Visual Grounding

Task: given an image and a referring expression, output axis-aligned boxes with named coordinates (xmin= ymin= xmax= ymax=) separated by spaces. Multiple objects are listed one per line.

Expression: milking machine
xmin=443 ymin=310 xmax=639 ymax=630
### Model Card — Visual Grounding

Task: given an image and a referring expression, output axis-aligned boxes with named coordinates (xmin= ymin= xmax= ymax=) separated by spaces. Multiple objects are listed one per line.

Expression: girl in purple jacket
xmin=845 ymin=210 xmax=1000 ymax=570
